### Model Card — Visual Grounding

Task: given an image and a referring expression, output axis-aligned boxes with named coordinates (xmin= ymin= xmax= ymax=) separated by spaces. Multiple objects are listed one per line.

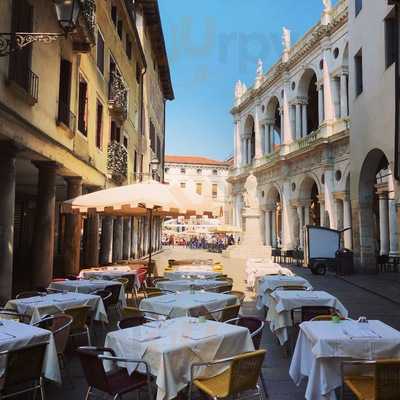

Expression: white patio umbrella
xmin=63 ymin=181 xmax=218 ymax=265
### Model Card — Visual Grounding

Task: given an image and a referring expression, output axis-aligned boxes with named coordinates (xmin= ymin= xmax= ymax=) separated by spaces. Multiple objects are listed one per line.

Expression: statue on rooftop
xmin=256 ymin=59 xmax=263 ymax=78
xmin=282 ymin=27 xmax=291 ymax=52
xmin=322 ymin=0 xmax=332 ymax=12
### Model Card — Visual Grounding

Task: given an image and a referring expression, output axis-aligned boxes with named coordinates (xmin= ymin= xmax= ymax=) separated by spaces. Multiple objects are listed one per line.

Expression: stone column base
xmin=223 ymin=244 xmax=272 ymax=260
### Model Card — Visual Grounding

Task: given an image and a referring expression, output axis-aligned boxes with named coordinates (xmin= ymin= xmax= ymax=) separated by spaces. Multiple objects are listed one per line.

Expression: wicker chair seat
xmin=193 ymin=368 xmax=230 ymax=398
xmin=106 ymin=369 xmax=148 ymax=396
xmin=344 ymin=376 xmax=374 ymax=400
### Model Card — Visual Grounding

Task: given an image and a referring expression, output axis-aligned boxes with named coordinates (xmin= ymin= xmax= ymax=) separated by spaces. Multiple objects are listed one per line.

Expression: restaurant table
xmin=0 ymin=320 xmax=61 ymax=383
xmin=266 ymin=290 xmax=348 ymax=345
xmin=48 ymin=279 xmax=126 ymax=307
xmin=164 ymin=271 xmax=221 ymax=280
xmin=78 ymin=267 xmax=140 ymax=288
xmin=139 ymin=291 xmax=238 ymax=319
xmin=156 ymin=279 xmax=226 ymax=292
xmin=289 ymin=320 xmax=400 ymax=400
xmin=5 ymin=292 xmax=108 ymax=324
xmin=105 ymin=317 xmax=254 ymax=400
xmin=245 ymin=258 xmax=294 ymax=289
xmin=256 ymin=275 xmax=313 ymax=310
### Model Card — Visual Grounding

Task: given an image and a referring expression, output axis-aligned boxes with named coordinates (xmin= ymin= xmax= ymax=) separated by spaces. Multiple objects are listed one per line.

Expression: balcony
xmin=8 ymin=66 xmax=39 ymax=105
xmin=286 ymin=129 xmax=322 ymax=154
xmin=107 ymin=141 xmax=128 ymax=184
xmin=70 ymin=0 xmax=96 ymax=52
xmin=57 ymin=101 xmax=76 ymax=133
xmin=108 ymin=72 xmax=128 ymax=121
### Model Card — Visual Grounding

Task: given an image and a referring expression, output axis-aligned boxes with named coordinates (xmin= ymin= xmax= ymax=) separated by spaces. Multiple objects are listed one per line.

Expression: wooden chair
xmin=189 ymin=350 xmax=266 ymax=400
xmin=230 ymin=291 xmax=245 ymax=305
xmin=209 ymin=304 xmax=241 ymax=322
xmin=122 ymin=306 xmax=144 ymax=319
xmin=0 ymin=342 xmax=48 ymax=400
xmin=215 ymin=283 xmax=233 ymax=293
xmin=118 ymin=316 xmax=148 ymax=329
xmin=342 ymin=359 xmax=400 ymax=399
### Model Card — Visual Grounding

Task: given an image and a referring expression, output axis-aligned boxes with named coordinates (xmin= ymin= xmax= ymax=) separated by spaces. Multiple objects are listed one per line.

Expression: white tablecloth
xmin=0 ymin=320 xmax=61 ymax=383
xmin=5 ymin=292 xmax=108 ymax=324
xmin=256 ymin=275 xmax=313 ymax=309
xmin=105 ymin=317 xmax=254 ymax=400
xmin=266 ymin=290 xmax=348 ymax=345
xmin=289 ymin=320 xmax=400 ymax=400
xmin=245 ymin=258 xmax=294 ymax=289
xmin=175 ymin=265 xmax=214 ymax=272
xmin=49 ymin=279 xmax=126 ymax=307
xmin=78 ymin=268 xmax=140 ymax=288
xmin=164 ymin=271 xmax=221 ymax=280
xmin=139 ymin=292 xmax=238 ymax=319
xmin=156 ymin=280 xmax=225 ymax=292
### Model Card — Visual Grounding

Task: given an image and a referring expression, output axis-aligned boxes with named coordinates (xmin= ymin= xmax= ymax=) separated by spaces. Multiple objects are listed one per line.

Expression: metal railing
xmin=107 ymin=141 xmax=128 ymax=183
xmin=108 ymin=71 xmax=128 ymax=120
xmin=9 ymin=66 xmax=39 ymax=103
xmin=57 ymin=101 xmax=76 ymax=131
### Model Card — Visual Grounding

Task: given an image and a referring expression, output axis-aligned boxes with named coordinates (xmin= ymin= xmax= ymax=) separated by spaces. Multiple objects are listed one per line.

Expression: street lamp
xmin=0 ymin=0 xmax=82 ymax=57
xmin=150 ymin=157 xmax=160 ymax=181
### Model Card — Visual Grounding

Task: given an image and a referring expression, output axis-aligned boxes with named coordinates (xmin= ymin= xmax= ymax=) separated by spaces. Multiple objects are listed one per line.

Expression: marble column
xmin=324 ymin=170 xmax=337 ymax=229
xmin=319 ymin=199 xmax=325 ymax=227
xmin=343 ymin=196 xmax=353 ymax=249
xmin=318 ymin=85 xmax=324 ymax=124
xmin=322 ymin=46 xmax=334 ymax=123
xmin=255 ymin=104 xmax=263 ymax=159
xmin=63 ymin=177 xmax=82 ymax=275
xmin=295 ymin=103 xmax=302 ymax=140
xmin=0 ymin=143 xmax=17 ymax=303
xmin=302 ymin=103 xmax=308 ymax=137
xmin=389 ymin=198 xmax=399 ymax=256
xmin=282 ymin=82 xmax=293 ymax=145
xmin=290 ymin=105 xmax=296 ymax=141
xmin=265 ymin=211 xmax=271 ymax=246
xmin=100 ymin=216 xmax=113 ymax=264
xmin=332 ymin=77 xmax=340 ymax=119
xmin=297 ymin=206 xmax=304 ymax=248
xmin=304 ymin=204 xmax=310 ymax=225
xmin=32 ymin=162 xmax=58 ymax=288
xmin=123 ymin=217 xmax=132 ymax=260
xmin=84 ymin=213 xmax=100 ymax=267
xmin=271 ymin=210 xmax=276 ymax=248
xmin=234 ymin=120 xmax=240 ymax=168
xmin=379 ymin=193 xmax=390 ymax=256
xmin=112 ymin=216 xmax=124 ymax=262
xmin=340 ymin=73 xmax=348 ymax=118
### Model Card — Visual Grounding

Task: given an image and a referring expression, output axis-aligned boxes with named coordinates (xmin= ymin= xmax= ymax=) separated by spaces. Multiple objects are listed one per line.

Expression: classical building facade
xmin=164 ymin=155 xmax=231 ymax=221
xmin=348 ymin=0 xmax=400 ymax=270
xmin=229 ymin=0 xmax=351 ymax=253
xmin=0 ymin=0 xmax=173 ymax=301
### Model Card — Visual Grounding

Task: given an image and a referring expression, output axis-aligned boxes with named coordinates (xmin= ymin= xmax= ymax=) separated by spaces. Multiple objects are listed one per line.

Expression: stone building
xmin=229 ymin=0 xmax=351 ymax=254
xmin=0 ymin=0 xmax=173 ymax=301
xmin=164 ymin=155 xmax=231 ymax=221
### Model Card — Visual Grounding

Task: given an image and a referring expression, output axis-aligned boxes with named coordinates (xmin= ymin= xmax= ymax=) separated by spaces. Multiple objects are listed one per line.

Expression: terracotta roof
xmin=165 ymin=155 xmax=230 ymax=166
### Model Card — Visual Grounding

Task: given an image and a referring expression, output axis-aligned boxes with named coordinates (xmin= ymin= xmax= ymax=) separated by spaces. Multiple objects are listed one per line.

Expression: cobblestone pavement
xmin=46 ymin=248 xmax=400 ymax=399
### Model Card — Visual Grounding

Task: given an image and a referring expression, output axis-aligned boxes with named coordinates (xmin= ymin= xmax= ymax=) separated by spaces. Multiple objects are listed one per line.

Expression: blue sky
xmin=159 ymin=0 xmax=337 ymax=161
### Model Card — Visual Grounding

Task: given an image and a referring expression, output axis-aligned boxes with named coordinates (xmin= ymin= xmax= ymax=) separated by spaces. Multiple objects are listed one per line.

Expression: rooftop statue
xmin=282 ymin=27 xmax=291 ymax=52
xmin=256 ymin=59 xmax=263 ymax=78
xmin=322 ymin=0 xmax=332 ymax=12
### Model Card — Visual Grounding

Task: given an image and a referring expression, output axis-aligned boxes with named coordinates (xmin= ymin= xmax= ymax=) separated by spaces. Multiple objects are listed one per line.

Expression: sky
xmin=159 ymin=0 xmax=338 ymax=161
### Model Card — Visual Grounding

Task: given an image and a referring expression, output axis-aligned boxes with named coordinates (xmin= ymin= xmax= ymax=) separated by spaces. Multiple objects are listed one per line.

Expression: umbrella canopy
xmin=209 ymin=224 xmax=242 ymax=234
xmin=62 ymin=181 xmax=217 ymax=217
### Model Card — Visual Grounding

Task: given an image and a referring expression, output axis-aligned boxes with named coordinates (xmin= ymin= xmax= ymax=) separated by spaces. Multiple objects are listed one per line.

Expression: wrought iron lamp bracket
xmin=0 ymin=32 xmax=66 ymax=57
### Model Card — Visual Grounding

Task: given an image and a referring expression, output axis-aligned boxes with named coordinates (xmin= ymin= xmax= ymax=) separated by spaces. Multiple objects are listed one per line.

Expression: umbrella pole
xmin=148 ymin=209 xmax=153 ymax=275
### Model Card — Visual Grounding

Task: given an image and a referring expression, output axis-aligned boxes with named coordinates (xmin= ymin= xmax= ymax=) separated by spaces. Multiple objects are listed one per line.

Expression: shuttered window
xmin=58 ymin=59 xmax=72 ymax=127
xmin=78 ymin=74 xmax=88 ymax=135
xmin=97 ymin=29 xmax=105 ymax=74
xmin=126 ymin=34 xmax=132 ymax=60
xmin=111 ymin=120 xmax=121 ymax=142
xmin=96 ymin=100 xmax=103 ymax=149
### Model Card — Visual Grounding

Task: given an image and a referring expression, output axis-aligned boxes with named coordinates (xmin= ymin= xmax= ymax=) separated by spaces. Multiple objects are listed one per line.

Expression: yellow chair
xmin=189 ymin=350 xmax=266 ymax=400
xmin=164 ymin=266 xmax=174 ymax=273
xmin=342 ymin=359 xmax=400 ymax=400
xmin=311 ymin=313 xmax=345 ymax=321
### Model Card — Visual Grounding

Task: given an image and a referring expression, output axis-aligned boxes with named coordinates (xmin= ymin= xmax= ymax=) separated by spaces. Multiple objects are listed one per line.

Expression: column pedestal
xmin=63 ymin=177 xmax=82 ymax=275
xmin=32 ymin=162 xmax=58 ymax=289
xmin=0 ymin=144 xmax=17 ymax=303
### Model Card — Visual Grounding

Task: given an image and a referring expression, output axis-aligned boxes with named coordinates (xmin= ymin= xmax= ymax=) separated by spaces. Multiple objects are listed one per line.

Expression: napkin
xmin=342 ymin=324 xmax=381 ymax=339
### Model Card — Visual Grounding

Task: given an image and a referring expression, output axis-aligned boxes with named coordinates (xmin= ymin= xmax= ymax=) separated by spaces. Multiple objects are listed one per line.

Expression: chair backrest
xmin=144 ymin=287 xmax=162 ymax=298
xmin=310 ymin=314 xmax=345 ymax=321
xmin=15 ymin=291 xmax=42 ymax=299
xmin=375 ymin=359 xmax=400 ymax=399
xmin=122 ymin=306 xmax=144 ymax=319
xmin=226 ymin=316 xmax=264 ymax=349
xmin=216 ymin=284 xmax=233 ymax=293
xmin=77 ymin=347 xmax=113 ymax=393
xmin=228 ymin=350 xmax=266 ymax=395
xmin=230 ymin=291 xmax=245 ymax=304
xmin=300 ymin=306 xmax=333 ymax=322
xmin=274 ymin=285 xmax=308 ymax=291
xmin=118 ymin=316 xmax=147 ymax=329
xmin=104 ymin=284 xmax=121 ymax=306
xmin=220 ymin=304 xmax=241 ymax=322
xmin=2 ymin=342 xmax=48 ymax=388
xmin=0 ymin=309 xmax=23 ymax=322
xmin=65 ymin=305 xmax=92 ymax=331
xmin=92 ymin=290 xmax=112 ymax=307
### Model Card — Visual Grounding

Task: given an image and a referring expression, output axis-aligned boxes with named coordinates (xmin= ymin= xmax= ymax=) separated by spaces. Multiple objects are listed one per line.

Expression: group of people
xmin=162 ymin=233 xmax=237 ymax=252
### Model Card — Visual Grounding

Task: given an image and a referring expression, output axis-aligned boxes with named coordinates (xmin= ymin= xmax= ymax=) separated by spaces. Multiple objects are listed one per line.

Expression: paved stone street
xmin=46 ymin=247 xmax=400 ymax=399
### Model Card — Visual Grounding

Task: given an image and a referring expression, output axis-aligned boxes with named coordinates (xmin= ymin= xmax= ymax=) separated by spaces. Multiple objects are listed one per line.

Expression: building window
xmin=58 ymin=58 xmax=72 ymax=128
xmin=96 ymin=29 xmax=105 ymax=74
xmin=212 ymin=184 xmax=218 ymax=199
xmin=125 ymin=35 xmax=132 ymax=60
xmin=354 ymin=49 xmax=363 ymax=96
xmin=355 ymin=0 xmax=362 ymax=16
xmin=385 ymin=13 xmax=397 ymax=68
xmin=134 ymin=150 xmax=138 ymax=176
xmin=197 ymin=168 xmax=202 ymax=175
xmin=212 ymin=169 xmax=218 ymax=176
xmin=165 ymin=167 xmax=169 ymax=173
xmin=96 ymin=100 xmax=103 ymax=149
xmin=110 ymin=120 xmax=121 ymax=142
xmin=78 ymin=74 xmax=88 ymax=135
xmin=196 ymin=183 xmax=202 ymax=195
xmin=180 ymin=168 xmax=186 ymax=174
xmin=111 ymin=5 xmax=117 ymax=26
xmin=180 ymin=182 xmax=186 ymax=189
xmin=117 ymin=19 xmax=123 ymax=39
xmin=123 ymin=135 xmax=128 ymax=149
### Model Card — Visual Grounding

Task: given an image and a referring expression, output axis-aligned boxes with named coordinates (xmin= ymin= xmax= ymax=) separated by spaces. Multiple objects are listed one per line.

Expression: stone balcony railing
xmin=109 ymin=71 xmax=128 ymax=121
xmin=286 ymin=128 xmax=323 ymax=154
xmin=70 ymin=0 xmax=96 ymax=52
xmin=107 ymin=141 xmax=128 ymax=183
